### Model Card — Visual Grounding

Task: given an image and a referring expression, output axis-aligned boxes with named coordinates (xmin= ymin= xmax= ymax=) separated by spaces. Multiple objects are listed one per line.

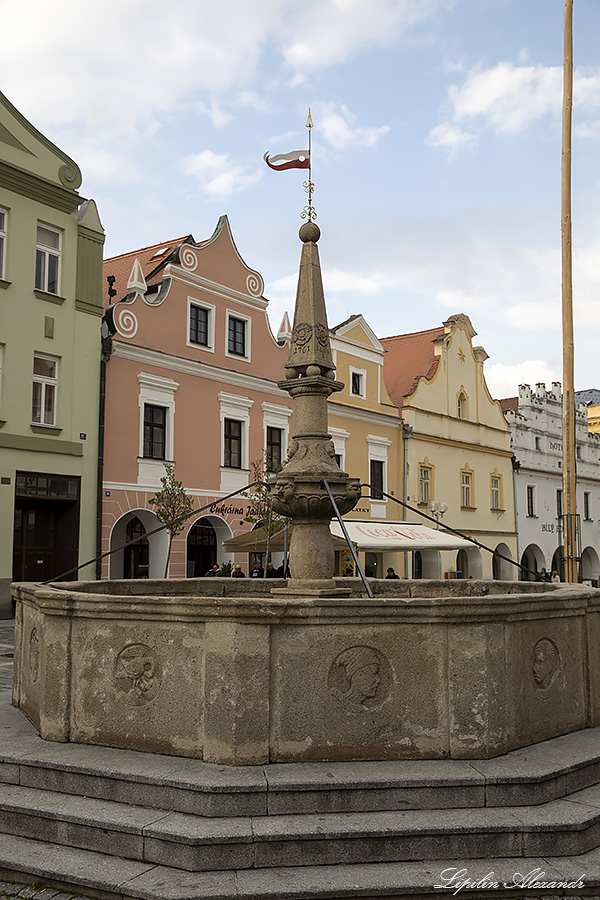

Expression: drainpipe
xmin=402 ymin=422 xmax=412 ymax=578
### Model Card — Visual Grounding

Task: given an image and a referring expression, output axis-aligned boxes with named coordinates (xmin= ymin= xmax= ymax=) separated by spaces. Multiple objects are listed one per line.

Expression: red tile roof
xmin=499 ymin=396 xmax=518 ymax=413
xmin=381 ymin=325 xmax=445 ymax=408
xmin=102 ymin=236 xmax=193 ymax=309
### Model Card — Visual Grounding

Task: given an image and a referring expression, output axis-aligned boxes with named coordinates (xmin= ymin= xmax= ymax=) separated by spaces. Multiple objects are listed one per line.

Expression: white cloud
xmin=181 ymin=150 xmax=263 ymax=200
xmin=429 ymin=61 xmax=600 ymax=156
xmin=484 ymin=360 xmax=560 ymax=400
xmin=315 ymin=103 xmax=390 ymax=150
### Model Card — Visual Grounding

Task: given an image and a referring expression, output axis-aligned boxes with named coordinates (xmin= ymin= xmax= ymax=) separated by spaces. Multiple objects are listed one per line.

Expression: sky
xmin=2 ymin=0 xmax=600 ymax=400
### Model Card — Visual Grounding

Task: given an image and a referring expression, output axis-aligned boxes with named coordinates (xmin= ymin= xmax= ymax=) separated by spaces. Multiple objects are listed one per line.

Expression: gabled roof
xmin=381 ymin=325 xmax=445 ymax=407
xmin=102 ymin=236 xmax=193 ymax=308
xmin=499 ymin=397 xmax=518 ymax=414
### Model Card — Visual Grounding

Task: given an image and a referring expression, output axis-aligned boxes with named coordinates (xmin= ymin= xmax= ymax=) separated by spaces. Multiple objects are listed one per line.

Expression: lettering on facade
xmin=115 ymin=643 xmax=162 ymax=706
xmin=549 ymin=441 xmax=562 ymax=452
xmin=328 ymin=645 xmax=393 ymax=709
xmin=541 ymin=523 xmax=555 ymax=533
xmin=209 ymin=503 xmax=245 ymax=517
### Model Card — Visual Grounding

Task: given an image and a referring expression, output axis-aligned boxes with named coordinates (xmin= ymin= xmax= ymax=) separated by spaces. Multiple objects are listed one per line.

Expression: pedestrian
xmin=232 ymin=564 xmax=245 ymax=578
xmin=265 ymin=562 xmax=278 ymax=578
xmin=539 ymin=568 xmax=551 ymax=583
xmin=205 ymin=564 xmax=220 ymax=576
xmin=250 ymin=561 xmax=264 ymax=578
xmin=385 ymin=567 xmax=399 ymax=580
xmin=551 ymin=570 xmax=561 ymax=583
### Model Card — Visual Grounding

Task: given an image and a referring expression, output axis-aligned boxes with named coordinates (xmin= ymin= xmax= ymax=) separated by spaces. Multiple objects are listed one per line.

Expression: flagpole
xmin=561 ymin=0 xmax=578 ymax=583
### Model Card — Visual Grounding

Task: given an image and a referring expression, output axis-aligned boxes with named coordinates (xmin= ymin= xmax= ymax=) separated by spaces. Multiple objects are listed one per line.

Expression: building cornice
xmin=112 ymin=341 xmax=290 ymax=399
xmin=327 ymin=401 xmax=401 ymax=429
xmin=167 ymin=269 xmax=268 ymax=311
xmin=408 ymin=430 xmax=513 ymax=457
xmin=0 ymin=159 xmax=81 ymax=214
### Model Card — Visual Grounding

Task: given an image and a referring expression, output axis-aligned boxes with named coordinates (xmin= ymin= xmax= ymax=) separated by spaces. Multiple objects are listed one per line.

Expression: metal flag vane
xmin=301 ymin=108 xmax=317 ymax=223
xmin=263 ymin=108 xmax=316 ymax=221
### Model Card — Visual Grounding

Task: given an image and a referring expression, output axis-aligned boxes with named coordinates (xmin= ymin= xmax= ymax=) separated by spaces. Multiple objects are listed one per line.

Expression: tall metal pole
xmin=561 ymin=0 xmax=578 ymax=583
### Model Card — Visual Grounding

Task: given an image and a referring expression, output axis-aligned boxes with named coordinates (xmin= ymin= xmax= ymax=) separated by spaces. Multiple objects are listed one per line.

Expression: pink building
xmin=101 ymin=217 xmax=293 ymax=578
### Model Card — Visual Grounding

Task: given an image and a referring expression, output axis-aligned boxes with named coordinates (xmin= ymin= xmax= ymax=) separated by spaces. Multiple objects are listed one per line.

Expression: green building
xmin=0 ymin=92 xmax=104 ymax=616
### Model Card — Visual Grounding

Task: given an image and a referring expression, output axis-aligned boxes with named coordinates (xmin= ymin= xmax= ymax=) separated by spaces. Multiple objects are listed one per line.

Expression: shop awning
xmin=330 ymin=520 xmax=472 ymax=551
xmin=223 ymin=520 xmax=471 ymax=552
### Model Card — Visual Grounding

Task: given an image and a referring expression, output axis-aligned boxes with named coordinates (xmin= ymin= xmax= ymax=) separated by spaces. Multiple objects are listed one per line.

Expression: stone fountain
xmin=10 ymin=223 xmax=600 ymax=767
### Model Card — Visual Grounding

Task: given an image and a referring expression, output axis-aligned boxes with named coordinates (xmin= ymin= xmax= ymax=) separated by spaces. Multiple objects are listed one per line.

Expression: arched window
xmin=457 ymin=391 xmax=468 ymax=419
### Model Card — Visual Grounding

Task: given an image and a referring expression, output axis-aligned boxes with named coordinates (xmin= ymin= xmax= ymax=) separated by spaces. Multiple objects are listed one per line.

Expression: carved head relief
xmin=532 ymin=638 xmax=561 ymax=696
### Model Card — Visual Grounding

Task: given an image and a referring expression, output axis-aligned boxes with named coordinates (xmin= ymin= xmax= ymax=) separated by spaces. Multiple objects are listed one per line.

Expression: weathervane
xmin=263 ymin=108 xmax=315 ymax=221
xmin=301 ymin=109 xmax=316 ymax=222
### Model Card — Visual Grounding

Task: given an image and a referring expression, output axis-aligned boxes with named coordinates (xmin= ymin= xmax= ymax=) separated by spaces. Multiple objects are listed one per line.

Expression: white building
xmin=502 ymin=382 xmax=600 ymax=585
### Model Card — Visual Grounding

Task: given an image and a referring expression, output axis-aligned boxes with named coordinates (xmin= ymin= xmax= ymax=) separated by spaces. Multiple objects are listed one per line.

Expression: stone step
xmin=5 ymin=781 xmax=600 ymax=872
xmin=4 ymin=697 xmax=600 ymax=817
xmin=0 ymin=833 xmax=596 ymax=900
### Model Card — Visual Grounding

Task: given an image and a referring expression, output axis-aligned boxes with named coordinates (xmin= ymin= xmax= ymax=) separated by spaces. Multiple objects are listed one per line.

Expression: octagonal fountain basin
xmin=11 ymin=577 xmax=600 ymax=765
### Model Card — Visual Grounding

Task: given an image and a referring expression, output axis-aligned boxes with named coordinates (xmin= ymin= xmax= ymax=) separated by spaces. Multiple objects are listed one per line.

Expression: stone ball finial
xmin=299 ymin=222 xmax=321 ymax=243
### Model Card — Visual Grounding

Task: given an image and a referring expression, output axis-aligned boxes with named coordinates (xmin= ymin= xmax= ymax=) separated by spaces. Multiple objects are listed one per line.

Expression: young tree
xmin=244 ymin=455 xmax=290 ymax=564
xmin=148 ymin=462 xmax=194 ymax=578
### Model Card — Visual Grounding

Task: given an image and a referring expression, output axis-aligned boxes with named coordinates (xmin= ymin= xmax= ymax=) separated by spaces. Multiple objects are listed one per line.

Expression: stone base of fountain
xmin=11 ymin=578 xmax=600 ymax=766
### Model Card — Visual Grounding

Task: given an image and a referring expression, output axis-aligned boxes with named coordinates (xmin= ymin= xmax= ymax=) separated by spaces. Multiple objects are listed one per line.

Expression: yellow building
xmin=382 ymin=314 xmax=518 ymax=580
xmin=587 ymin=405 xmax=600 ymax=434
xmin=328 ymin=315 xmax=403 ymax=577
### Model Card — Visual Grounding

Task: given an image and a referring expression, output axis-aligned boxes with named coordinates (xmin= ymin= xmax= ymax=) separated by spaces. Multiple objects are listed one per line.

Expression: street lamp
xmin=428 ymin=500 xmax=448 ymax=529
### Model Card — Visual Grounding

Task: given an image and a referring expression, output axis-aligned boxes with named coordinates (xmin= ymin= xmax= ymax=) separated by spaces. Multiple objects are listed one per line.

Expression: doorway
xmin=12 ymin=472 xmax=80 ymax=583
xmin=123 ymin=517 xmax=149 ymax=579
xmin=187 ymin=518 xmax=217 ymax=576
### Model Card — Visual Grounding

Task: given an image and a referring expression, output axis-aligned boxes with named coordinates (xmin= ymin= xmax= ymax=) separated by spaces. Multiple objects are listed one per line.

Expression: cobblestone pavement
xmin=0 ymin=882 xmax=87 ymax=900
xmin=0 ymin=619 xmax=14 ymax=693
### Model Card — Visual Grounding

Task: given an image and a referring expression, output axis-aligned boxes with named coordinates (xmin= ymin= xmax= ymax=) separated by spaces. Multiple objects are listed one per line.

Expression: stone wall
xmin=11 ymin=580 xmax=598 ymax=765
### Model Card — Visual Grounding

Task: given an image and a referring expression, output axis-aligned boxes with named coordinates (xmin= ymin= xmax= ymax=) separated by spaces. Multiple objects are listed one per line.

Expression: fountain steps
xmin=2 ymin=699 xmax=600 ymax=898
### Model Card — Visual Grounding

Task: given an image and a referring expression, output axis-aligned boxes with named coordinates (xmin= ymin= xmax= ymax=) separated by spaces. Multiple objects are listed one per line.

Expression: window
xmin=228 ymin=316 xmax=246 ymax=356
xmin=419 ymin=466 xmax=431 ymax=505
xmin=457 ymin=391 xmax=468 ymax=419
xmin=535 ymin=437 xmax=541 ymax=451
xmin=224 ymin=418 xmax=242 ymax=468
xmin=461 ymin=469 xmax=473 ymax=508
xmin=526 ymin=485 xmax=536 ymax=517
xmin=556 ymin=488 xmax=562 ymax=519
xmin=32 ymin=354 xmax=57 ymax=425
xmin=334 ymin=453 xmax=342 ymax=468
xmin=349 ymin=367 xmax=366 ymax=398
xmin=584 ymin=492 xmax=592 ymax=520
xmin=189 ymin=305 xmax=209 ymax=346
xmin=266 ymin=426 xmax=282 ymax=472
xmin=35 ymin=225 xmax=60 ymax=295
xmin=370 ymin=460 xmax=384 ymax=500
xmin=143 ymin=404 xmax=166 ymax=459
xmin=491 ymin=474 xmax=502 ymax=510
xmin=577 ymin=446 xmax=582 ymax=460
xmin=0 ymin=209 xmax=6 ymax=280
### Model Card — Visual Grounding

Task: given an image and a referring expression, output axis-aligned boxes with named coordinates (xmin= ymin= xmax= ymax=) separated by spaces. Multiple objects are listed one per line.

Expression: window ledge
xmin=491 ymin=507 xmax=505 ymax=513
xmin=0 ymin=420 xmax=6 ymax=428
xmin=34 ymin=289 xmax=65 ymax=305
xmin=31 ymin=424 xmax=62 ymax=435
xmin=0 ymin=279 xmax=11 ymax=290
xmin=460 ymin=505 xmax=477 ymax=511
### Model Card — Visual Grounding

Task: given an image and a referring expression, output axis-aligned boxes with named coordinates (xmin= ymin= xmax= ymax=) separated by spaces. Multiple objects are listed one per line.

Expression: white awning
xmin=330 ymin=520 xmax=472 ymax=551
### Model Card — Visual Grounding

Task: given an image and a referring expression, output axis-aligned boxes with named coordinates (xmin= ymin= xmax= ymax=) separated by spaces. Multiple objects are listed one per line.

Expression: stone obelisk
xmin=268 ymin=221 xmax=360 ymax=594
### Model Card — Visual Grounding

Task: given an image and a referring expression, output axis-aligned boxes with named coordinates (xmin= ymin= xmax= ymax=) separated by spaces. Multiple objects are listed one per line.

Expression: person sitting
xmin=205 ymin=564 xmax=220 ymax=576
xmin=232 ymin=564 xmax=245 ymax=578
xmin=385 ymin=567 xmax=399 ymax=579
xmin=250 ymin=562 xmax=264 ymax=578
xmin=265 ymin=562 xmax=278 ymax=578
xmin=551 ymin=570 xmax=561 ymax=583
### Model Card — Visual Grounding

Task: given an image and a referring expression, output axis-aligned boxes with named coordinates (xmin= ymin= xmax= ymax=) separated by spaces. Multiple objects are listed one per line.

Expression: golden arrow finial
xmin=302 ymin=108 xmax=316 ymax=222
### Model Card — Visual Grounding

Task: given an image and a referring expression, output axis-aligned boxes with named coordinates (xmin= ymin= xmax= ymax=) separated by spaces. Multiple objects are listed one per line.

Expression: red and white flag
xmin=263 ymin=150 xmax=310 ymax=171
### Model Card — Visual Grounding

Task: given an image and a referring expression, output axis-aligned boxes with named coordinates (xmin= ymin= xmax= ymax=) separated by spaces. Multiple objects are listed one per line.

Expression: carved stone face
xmin=351 ymin=663 xmax=381 ymax=700
xmin=533 ymin=638 xmax=560 ymax=690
